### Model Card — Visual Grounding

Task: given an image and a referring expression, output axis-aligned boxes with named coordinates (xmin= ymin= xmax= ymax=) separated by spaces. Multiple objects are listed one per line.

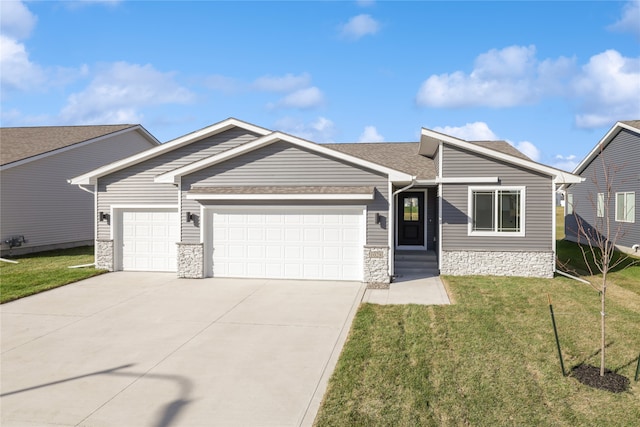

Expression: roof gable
xmin=0 ymin=124 xmax=155 ymax=167
xmin=155 ymin=131 xmax=414 ymax=184
xmin=69 ymin=118 xmax=270 ymax=185
xmin=572 ymin=120 xmax=640 ymax=176
xmin=419 ymin=127 xmax=582 ymax=184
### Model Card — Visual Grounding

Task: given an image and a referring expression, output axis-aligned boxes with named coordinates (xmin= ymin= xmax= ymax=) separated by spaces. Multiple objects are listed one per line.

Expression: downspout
xmin=390 ymin=179 xmax=417 ymax=280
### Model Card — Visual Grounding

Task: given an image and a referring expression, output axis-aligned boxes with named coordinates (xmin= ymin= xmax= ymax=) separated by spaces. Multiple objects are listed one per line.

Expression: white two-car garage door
xmin=121 ymin=209 xmax=179 ymax=272
xmin=211 ymin=207 xmax=364 ymax=281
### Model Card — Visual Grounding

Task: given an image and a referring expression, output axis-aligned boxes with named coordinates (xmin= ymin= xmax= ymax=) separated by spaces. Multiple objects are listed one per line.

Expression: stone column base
xmin=177 ymin=243 xmax=204 ymax=278
xmin=95 ymin=240 xmax=114 ymax=271
xmin=440 ymin=250 xmax=554 ymax=278
xmin=364 ymin=245 xmax=390 ymax=288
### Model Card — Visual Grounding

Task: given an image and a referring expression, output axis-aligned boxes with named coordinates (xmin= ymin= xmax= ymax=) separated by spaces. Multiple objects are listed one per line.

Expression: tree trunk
xmin=600 ymin=272 xmax=607 ymax=377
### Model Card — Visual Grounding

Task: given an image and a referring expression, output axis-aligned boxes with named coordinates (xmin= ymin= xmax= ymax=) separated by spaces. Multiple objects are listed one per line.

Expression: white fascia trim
xmin=156 ymin=131 xmax=414 ymax=184
xmin=437 ymin=177 xmax=499 ymax=184
xmin=69 ymin=118 xmax=271 ymax=185
xmin=3 ymin=126 xmax=157 ymax=172
xmin=110 ymin=204 xmax=179 ymax=210
xmin=186 ymin=193 xmax=374 ymax=201
xmin=571 ymin=122 xmax=638 ymax=176
xmin=420 ymin=128 xmax=582 ymax=185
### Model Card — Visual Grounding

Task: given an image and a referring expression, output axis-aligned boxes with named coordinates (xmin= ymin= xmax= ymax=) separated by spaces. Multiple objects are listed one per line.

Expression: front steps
xmin=394 ymin=250 xmax=438 ymax=280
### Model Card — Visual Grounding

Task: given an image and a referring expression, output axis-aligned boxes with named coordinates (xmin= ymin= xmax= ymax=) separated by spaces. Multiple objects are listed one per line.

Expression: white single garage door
xmin=121 ymin=209 xmax=179 ymax=272
xmin=211 ymin=207 xmax=364 ymax=281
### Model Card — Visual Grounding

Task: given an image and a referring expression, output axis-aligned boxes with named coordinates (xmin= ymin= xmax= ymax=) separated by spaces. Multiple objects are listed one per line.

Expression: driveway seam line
xmin=73 ymin=280 xmax=268 ymax=426
xmin=1 ymin=280 xmax=174 ymax=355
xmin=298 ymin=283 xmax=366 ymax=426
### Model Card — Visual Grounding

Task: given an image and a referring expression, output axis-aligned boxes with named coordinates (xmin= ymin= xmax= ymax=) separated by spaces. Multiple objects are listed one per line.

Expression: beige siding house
xmin=70 ymin=118 xmax=581 ymax=285
xmin=1 ymin=125 xmax=159 ymax=255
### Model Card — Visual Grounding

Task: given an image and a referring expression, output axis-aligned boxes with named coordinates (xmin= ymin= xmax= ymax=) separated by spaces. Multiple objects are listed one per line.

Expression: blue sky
xmin=1 ymin=0 xmax=639 ymax=171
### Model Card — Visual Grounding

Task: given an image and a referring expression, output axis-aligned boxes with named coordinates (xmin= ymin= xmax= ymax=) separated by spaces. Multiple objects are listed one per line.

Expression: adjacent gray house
xmin=1 ymin=125 xmax=159 ymax=256
xmin=564 ymin=120 xmax=639 ymax=254
xmin=70 ymin=118 xmax=580 ymax=285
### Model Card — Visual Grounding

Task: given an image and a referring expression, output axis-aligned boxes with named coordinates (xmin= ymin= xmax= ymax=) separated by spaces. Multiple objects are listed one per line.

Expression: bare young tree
xmin=569 ymin=149 xmax=635 ymax=377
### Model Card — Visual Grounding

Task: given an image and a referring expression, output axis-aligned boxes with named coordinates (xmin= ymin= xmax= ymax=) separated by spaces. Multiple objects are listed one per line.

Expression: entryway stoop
xmin=394 ymin=250 xmax=438 ymax=280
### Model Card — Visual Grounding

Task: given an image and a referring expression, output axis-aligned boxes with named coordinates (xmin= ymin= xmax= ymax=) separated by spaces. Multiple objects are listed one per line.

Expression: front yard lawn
xmin=316 ymin=271 xmax=640 ymax=426
xmin=0 ymin=246 xmax=106 ymax=303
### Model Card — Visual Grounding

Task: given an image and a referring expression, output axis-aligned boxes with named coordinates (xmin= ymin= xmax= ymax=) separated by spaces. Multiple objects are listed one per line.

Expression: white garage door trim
xmin=112 ymin=205 xmax=179 ymax=272
xmin=203 ymin=205 xmax=365 ymax=281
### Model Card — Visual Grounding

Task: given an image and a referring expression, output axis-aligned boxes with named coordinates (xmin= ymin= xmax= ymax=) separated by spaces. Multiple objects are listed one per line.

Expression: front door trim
xmin=395 ymin=189 xmax=428 ymax=250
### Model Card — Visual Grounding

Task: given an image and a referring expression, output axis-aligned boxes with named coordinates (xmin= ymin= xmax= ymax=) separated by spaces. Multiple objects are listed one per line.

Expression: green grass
xmin=0 ymin=246 xmax=106 ymax=303
xmin=317 ymin=207 xmax=640 ymax=426
xmin=315 ymin=273 xmax=640 ymax=426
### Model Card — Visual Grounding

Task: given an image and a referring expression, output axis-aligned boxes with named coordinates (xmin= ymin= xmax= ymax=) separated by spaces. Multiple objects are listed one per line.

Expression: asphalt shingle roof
xmin=323 ymin=142 xmax=436 ymax=179
xmin=0 ymin=124 xmax=136 ymax=166
xmin=621 ymin=120 xmax=640 ymax=131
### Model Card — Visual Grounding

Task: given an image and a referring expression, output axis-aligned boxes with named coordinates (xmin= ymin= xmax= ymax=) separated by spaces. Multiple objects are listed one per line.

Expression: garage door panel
xmin=121 ymin=209 xmax=178 ymax=272
xmin=212 ymin=208 xmax=363 ymax=281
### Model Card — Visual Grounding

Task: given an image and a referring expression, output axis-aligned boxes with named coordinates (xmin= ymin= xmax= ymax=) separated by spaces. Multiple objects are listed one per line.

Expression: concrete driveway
xmin=1 ymin=272 xmax=365 ymax=427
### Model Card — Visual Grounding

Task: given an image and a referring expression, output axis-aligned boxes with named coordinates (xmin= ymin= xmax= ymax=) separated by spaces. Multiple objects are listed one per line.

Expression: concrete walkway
xmin=362 ymin=274 xmax=451 ymax=305
xmin=1 ymin=273 xmax=365 ymax=427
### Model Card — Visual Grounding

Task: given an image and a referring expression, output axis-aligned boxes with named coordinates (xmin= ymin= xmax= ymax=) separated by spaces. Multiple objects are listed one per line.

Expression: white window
xmin=615 ymin=192 xmax=635 ymax=223
xmin=596 ymin=193 xmax=604 ymax=218
xmin=567 ymin=193 xmax=574 ymax=215
xmin=469 ymin=187 xmax=525 ymax=236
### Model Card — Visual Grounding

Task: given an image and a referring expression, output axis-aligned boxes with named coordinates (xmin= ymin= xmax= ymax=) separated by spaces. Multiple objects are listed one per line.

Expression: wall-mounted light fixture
xmin=186 ymin=212 xmax=194 ymax=222
xmin=99 ymin=212 xmax=109 ymax=222
xmin=375 ymin=213 xmax=381 ymax=224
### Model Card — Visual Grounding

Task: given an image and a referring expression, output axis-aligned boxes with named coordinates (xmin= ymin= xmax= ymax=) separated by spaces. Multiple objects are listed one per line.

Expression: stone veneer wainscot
xmin=364 ymin=245 xmax=390 ymax=288
xmin=95 ymin=239 xmax=114 ymax=271
xmin=177 ymin=243 xmax=204 ymax=278
xmin=440 ymin=250 xmax=554 ymax=278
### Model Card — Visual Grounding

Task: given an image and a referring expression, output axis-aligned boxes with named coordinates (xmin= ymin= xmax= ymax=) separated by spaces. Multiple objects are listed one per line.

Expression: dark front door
xmin=398 ymin=192 xmax=425 ymax=246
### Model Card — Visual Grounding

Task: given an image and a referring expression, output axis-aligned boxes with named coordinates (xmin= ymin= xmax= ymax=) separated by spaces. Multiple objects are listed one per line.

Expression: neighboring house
xmin=1 ymin=125 xmax=159 ymax=256
xmin=564 ymin=120 xmax=640 ymax=254
xmin=70 ymin=118 xmax=580 ymax=285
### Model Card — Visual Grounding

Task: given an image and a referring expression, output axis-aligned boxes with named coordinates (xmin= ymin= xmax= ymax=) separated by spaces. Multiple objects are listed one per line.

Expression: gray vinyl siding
xmin=0 ymin=131 xmax=154 ymax=253
xmin=565 ymin=128 xmax=639 ymax=248
xmin=97 ymin=129 xmax=261 ymax=239
xmin=427 ymin=187 xmax=437 ymax=250
xmin=440 ymin=144 xmax=553 ymax=251
xmin=181 ymin=141 xmax=389 ymax=245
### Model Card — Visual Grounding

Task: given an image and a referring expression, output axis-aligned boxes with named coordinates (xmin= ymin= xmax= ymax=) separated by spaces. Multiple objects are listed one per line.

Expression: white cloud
xmin=275 ymin=116 xmax=336 ymax=142
xmin=552 ymin=154 xmax=578 ymax=172
xmin=0 ymin=34 xmax=46 ymax=92
xmin=59 ymin=62 xmax=194 ymax=124
xmin=253 ymin=73 xmax=311 ymax=92
xmin=572 ymin=50 xmax=640 ymax=128
xmin=511 ymin=140 xmax=541 ymax=162
xmin=359 ymin=126 xmax=385 ymax=142
xmin=272 ymin=86 xmax=325 ymax=110
xmin=416 ymin=45 xmax=575 ymax=108
xmin=608 ymin=1 xmax=640 ymax=38
xmin=0 ymin=1 xmax=37 ymax=40
xmin=340 ymin=14 xmax=380 ymax=40
xmin=433 ymin=122 xmax=498 ymax=141
xmin=416 ymin=45 xmax=638 ymax=129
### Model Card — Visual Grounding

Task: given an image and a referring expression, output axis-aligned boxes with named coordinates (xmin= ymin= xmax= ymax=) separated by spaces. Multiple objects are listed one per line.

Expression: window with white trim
xmin=596 ymin=193 xmax=604 ymax=218
xmin=615 ymin=192 xmax=635 ymax=223
xmin=567 ymin=193 xmax=573 ymax=215
xmin=469 ymin=187 xmax=525 ymax=236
